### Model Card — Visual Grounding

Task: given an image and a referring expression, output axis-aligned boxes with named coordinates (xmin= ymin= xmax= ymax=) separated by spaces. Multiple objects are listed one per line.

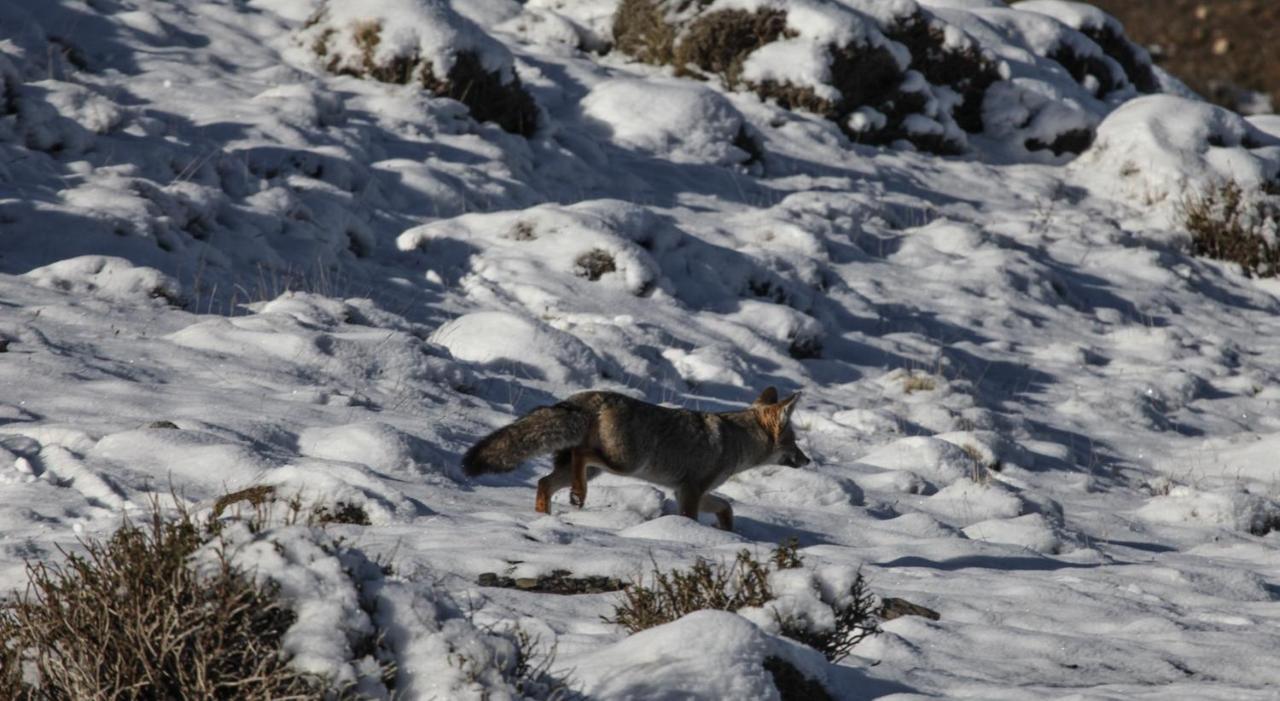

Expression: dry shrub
xmin=674 ymin=8 xmax=792 ymax=87
xmin=1182 ymin=179 xmax=1280 ymax=278
xmin=0 ymin=504 xmax=320 ymax=700
xmin=574 ymin=249 xmax=617 ymax=281
xmin=608 ymin=541 xmax=879 ymax=663
xmin=313 ymin=19 xmax=537 ymax=136
xmin=212 ymin=485 xmax=371 ymax=526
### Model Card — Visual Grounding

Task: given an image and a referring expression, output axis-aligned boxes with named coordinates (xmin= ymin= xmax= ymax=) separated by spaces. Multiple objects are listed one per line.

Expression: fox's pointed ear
xmin=754 ymin=386 xmax=779 ymax=406
xmin=779 ymin=392 xmax=801 ymax=422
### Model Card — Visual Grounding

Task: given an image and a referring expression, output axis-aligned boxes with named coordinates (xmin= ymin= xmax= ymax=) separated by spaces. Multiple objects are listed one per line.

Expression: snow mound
xmin=581 ymin=79 xmax=756 ymax=166
xmin=1136 ymin=486 xmax=1280 ymax=536
xmin=89 ymin=428 xmax=272 ymax=499
xmin=857 ymin=436 xmax=977 ymax=487
xmin=298 ymin=422 xmax=445 ymax=478
xmin=23 ymin=256 xmax=182 ymax=306
xmin=961 ymin=512 xmax=1066 ymax=553
xmin=719 ymin=464 xmax=864 ymax=511
xmin=430 ymin=311 xmax=602 ymax=386
xmin=572 ymin=610 xmax=832 ymax=700
xmin=618 ymin=514 xmax=750 ymax=546
xmin=1076 ymin=95 xmax=1280 ymax=207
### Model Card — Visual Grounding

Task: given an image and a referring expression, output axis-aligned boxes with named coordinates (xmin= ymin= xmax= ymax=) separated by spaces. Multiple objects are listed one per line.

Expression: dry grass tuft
xmin=1182 ymin=179 xmax=1280 ymax=278
xmin=608 ymin=541 xmax=879 ymax=663
xmin=613 ymin=0 xmax=679 ymax=66
xmin=901 ymin=372 xmax=937 ymax=394
xmin=0 ymin=502 xmax=320 ymax=699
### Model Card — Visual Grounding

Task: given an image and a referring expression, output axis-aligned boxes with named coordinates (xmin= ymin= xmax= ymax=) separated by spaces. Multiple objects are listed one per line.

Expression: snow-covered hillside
xmin=2 ymin=0 xmax=1280 ymax=697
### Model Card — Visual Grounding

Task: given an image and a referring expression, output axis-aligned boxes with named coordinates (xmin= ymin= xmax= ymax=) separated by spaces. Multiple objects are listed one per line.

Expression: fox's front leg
xmin=700 ymin=493 xmax=734 ymax=531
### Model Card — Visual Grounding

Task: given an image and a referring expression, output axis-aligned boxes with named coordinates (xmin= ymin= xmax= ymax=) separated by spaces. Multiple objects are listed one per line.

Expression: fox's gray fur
xmin=462 ymin=387 xmax=808 ymax=530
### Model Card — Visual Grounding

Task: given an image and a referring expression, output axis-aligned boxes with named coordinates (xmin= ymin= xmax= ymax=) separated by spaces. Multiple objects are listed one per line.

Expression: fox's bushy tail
xmin=462 ymin=403 xmax=591 ymax=476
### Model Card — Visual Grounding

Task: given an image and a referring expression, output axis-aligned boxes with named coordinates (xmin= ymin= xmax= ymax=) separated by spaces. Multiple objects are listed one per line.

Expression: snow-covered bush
xmin=301 ymin=0 xmax=538 ymax=136
xmin=1014 ymin=0 xmax=1157 ymax=93
xmin=1076 ymin=95 xmax=1280 ymax=206
xmin=612 ymin=0 xmax=1002 ymax=153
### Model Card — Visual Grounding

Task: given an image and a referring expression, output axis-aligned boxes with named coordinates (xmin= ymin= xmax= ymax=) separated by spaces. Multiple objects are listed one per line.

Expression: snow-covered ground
xmin=2 ymin=0 xmax=1280 ymax=698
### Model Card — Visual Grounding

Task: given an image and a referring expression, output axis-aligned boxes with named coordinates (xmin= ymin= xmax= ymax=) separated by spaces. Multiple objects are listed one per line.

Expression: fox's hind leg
xmin=536 ymin=450 xmax=574 ymax=514
xmin=569 ymin=449 xmax=605 ymax=508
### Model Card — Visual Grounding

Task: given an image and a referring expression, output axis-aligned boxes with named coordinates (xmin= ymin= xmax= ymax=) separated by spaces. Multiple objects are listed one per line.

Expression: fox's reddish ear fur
xmin=755 ymin=390 xmax=800 ymax=438
xmin=754 ymin=387 xmax=779 ymax=405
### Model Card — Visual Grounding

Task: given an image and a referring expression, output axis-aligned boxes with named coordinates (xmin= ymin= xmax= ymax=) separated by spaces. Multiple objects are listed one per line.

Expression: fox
xmin=461 ymin=387 xmax=809 ymax=530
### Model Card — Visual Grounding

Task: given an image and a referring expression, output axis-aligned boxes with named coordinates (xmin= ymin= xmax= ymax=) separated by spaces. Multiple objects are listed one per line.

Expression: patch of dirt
xmin=478 ymin=570 xmax=627 ymax=594
xmin=1089 ymin=0 xmax=1280 ymax=112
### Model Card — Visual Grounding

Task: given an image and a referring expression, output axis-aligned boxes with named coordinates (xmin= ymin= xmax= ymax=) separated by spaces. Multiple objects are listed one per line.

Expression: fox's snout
xmin=780 ymin=447 xmax=810 ymax=468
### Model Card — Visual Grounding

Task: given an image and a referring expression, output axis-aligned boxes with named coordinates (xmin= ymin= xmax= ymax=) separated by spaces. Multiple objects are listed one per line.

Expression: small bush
xmin=574 ymin=249 xmax=617 ymax=281
xmin=607 ymin=541 xmax=879 ymax=662
xmin=1182 ymin=180 xmax=1280 ymax=278
xmin=0 ymin=504 xmax=320 ymax=699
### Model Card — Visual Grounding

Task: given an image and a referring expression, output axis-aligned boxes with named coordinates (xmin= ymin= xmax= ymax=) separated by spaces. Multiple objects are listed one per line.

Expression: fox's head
xmin=753 ymin=387 xmax=810 ymax=469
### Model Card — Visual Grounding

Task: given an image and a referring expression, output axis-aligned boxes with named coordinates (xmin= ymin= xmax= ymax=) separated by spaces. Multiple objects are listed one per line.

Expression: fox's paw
xmin=569 ymin=489 xmax=586 ymax=509
xmin=535 ymin=491 xmax=551 ymax=514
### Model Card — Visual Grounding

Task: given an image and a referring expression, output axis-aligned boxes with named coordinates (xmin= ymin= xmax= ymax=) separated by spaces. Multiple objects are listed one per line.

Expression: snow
xmin=2 ymin=0 xmax=1280 ymax=698
xmin=581 ymin=78 xmax=754 ymax=166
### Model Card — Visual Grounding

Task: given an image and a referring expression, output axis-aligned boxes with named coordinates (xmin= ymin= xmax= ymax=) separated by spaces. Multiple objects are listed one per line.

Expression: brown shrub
xmin=1182 ymin=180 xmax=1280 ymax=278
xmin=0 ymin=506 xmax=320 ymax=699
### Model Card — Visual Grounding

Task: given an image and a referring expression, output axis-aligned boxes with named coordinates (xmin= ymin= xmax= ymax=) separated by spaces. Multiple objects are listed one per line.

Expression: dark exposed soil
xmin=1089 ymin=0 xmax=1280 ymax=113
